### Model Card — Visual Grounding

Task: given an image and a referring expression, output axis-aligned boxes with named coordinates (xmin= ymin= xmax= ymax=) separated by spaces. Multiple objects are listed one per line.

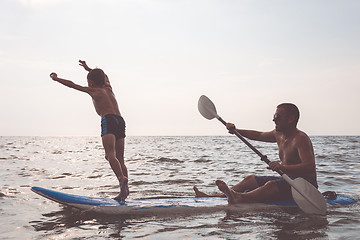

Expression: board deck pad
xmin=31 ymin=187 xmax=356 ymax=215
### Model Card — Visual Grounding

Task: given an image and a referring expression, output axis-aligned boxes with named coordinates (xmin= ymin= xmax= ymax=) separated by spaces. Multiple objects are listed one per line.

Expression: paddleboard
xmin=31 ymin=186 xmax=356 ymax=215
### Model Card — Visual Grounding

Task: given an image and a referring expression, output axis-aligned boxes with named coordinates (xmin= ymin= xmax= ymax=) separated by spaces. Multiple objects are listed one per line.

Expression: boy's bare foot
xmin=114 ymin=177 xmax=128 ymax=201
xmin=216 ymin=180 xmax=241 ymax=204
xmin=114 ymin=194 xmax=123 ymax=201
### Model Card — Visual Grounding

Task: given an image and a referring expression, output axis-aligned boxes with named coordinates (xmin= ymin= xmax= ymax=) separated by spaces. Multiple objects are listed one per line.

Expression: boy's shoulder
xmin=91 ymin=86 xmax=113 ymax=96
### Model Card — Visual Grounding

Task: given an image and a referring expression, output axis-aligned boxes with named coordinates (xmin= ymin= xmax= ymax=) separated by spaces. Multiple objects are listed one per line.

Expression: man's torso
xmin=275 ymin=130 xmax=316 ymax=181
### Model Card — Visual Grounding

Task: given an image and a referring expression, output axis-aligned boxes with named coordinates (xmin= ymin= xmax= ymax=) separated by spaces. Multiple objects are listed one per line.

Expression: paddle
xmin=198 ymin=95 xmax=327 ymax=215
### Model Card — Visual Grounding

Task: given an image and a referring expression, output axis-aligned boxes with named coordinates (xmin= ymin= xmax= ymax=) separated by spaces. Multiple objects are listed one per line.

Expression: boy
xmin=50 ymin=60 xmax=129 ymax=200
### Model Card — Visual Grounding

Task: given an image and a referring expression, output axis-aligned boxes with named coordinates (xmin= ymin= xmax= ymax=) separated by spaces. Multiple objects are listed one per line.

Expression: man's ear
xmin=288 ymin=114 xmax=296 ymax=124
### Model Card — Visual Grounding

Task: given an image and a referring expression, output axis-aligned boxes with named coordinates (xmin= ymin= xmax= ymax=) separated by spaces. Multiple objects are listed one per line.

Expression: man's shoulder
xmin=296 ymin=129 xmax=310 ymax=139
xmin=294 ymin=129 xmax=313 ymax=146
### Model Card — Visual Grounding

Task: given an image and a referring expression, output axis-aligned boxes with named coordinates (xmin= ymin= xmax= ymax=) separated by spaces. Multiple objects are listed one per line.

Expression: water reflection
xmin=220 ymin=209 xmax=329 ymax=240
xmin=30 ymin=207 xmax=129 ymax=239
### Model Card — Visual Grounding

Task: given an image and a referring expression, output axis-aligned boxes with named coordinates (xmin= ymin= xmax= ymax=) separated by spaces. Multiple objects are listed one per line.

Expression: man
xmin=194 ymin=103 xmax=318 ymax=204
xmin=50 ymin=60 xmax=129 ymax=200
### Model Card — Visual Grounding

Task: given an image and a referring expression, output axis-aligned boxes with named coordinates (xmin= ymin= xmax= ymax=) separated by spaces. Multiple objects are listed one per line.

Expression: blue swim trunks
xmin=254 ymin=175 xmax=318 ymax=200
xmin=101 ymin=114 xmax=126 ymax=139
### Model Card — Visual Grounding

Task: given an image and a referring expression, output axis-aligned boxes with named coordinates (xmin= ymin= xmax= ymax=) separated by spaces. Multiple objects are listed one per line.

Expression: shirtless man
xmin=194 ymin=103 xmax=318 ymax=204
xmin=50 ymin=60 xmax=128 ymax=200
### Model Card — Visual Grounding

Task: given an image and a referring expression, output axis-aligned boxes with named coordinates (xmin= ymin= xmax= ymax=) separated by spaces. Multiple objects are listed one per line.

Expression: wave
xmin=151 ymin=157 xmax=184 ymax=163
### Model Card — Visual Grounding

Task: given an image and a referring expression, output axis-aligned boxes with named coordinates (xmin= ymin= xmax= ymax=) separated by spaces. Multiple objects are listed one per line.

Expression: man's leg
xmin=102 ymin=134 xmax=128 ymax=200
xmin=193 ymin=175 xmax=259 ymax=197
xmin=193 ymin=186 xmax=224 ymax=197
xmin=229 ymin=175 xmax=259 ymax=192
xmin=216 ymin=179 xmax=281 ymax=204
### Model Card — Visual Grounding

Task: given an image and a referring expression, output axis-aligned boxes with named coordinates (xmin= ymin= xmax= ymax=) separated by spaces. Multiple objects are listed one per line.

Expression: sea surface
xmin=0 ymin=136 xmax=359 ymax=239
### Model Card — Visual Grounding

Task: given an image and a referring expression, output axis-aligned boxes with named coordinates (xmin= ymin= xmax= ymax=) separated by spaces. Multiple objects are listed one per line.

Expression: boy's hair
xmin=277 ymin=103 xmax=300 ymax=125
xmin=87 ymin=68 xmax=105 ymax=86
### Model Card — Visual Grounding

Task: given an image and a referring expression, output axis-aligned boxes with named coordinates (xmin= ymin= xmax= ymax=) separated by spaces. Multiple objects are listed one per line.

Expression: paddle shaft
xmin=216 ymin=117 xmax=285 ymax=176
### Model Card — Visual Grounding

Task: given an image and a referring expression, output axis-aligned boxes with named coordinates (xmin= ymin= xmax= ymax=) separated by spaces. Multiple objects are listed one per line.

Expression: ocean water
xmin=0 ymin=136 xmax=359 ymax=239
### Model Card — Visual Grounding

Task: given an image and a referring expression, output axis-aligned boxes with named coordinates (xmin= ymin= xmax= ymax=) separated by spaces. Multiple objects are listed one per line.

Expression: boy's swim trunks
xmin=101 ymin=114 xmax=126 ymax=139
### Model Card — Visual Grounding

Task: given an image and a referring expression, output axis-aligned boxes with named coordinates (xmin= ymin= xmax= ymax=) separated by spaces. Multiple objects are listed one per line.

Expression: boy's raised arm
xmin=50 ymin=72 xmax=90 ymax=94
xmin=79 ymin=60 xmax=111 ymax=88
xmin=79 ymin=60 xmax=92 ymax=72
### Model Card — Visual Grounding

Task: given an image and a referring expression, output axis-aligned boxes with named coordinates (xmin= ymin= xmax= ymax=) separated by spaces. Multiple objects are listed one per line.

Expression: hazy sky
xmin=1 ymin=0 xmax=359 ymax=136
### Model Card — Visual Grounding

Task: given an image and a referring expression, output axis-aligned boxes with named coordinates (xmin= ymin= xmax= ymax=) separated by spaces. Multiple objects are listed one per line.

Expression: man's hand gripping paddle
xmin=198 ymin=95 xmax=327 ymax=215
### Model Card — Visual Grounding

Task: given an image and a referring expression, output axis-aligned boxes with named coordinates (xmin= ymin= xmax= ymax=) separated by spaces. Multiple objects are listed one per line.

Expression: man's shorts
xmin=101 ymin=114 xmax=126 ymax=139
xmin=254 ymin=175 xmax=318 ymax=200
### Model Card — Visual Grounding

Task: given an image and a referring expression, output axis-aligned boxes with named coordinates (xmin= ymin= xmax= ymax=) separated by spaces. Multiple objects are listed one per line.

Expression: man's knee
xmin=241 ymin=175 xmax=259 ymax=189
xmin=263 ymin=180 xmax=279 ymax=191
xmin=244 ymin=175 xmax=256 ymax=183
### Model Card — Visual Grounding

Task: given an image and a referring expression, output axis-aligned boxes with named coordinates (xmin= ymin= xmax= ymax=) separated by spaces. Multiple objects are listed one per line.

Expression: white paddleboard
xmin=31 ymin=187 xmax=356 ymax=215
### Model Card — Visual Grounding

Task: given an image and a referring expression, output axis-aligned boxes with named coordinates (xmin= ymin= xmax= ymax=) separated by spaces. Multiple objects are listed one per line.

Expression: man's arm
xmin=50 ymin=72 xmax=92 ymax=94
xmin=283 ymin=135 xmax=316 ymax=175
xmin=226 ymin=123 xmax=276 ymax=143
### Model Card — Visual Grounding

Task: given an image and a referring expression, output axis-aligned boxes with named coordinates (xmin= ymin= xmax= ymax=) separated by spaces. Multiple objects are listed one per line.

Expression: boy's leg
xmin=115 ymin=138 xmax=127 ymax=177
xmin=102 ymin=134 xmax=128 ymax=200
xmin=115 ymin=138 xmax=129 ymax=196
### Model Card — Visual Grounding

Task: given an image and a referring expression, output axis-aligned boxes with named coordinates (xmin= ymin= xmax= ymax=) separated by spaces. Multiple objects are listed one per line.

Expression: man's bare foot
xmin=216 ymin=180 xmax=242 ymax=204
xmin=114 ymin=177 xmax=128 ymax=201
xmin=193 ymin=186 xmax=211 ymax=197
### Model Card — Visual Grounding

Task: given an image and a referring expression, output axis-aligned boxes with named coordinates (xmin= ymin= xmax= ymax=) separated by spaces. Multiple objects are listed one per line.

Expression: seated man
xmin=194 ymin=103 xmax=318 ymax=204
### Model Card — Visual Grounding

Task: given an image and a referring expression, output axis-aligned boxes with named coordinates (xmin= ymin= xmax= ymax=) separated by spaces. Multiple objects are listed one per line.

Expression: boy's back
xmin=89 ymin=80 xmax=121 ymax=117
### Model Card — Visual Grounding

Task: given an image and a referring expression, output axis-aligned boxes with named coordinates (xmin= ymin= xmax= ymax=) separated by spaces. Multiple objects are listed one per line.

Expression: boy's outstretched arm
xmin=50 ymin=72 xmax=91 ymax=94
xmin=79 ymin=60 xmax=92 ymax=72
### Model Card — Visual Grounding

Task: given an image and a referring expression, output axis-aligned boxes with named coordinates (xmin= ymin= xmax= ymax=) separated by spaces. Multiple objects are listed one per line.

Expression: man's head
xmin=87 ymin=68 xmax=105 ymax=87
xmin=273 ymin=103 xmax=300 ymax=132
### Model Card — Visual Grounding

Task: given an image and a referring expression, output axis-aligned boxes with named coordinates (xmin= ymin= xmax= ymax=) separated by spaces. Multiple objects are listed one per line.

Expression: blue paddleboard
xmin=31 ymin=186 xmax=356 ymax=215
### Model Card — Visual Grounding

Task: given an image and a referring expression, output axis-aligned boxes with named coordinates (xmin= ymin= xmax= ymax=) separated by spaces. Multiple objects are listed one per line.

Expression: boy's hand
xmin=50 ymin=72 xmax=58 ymax=80
xmin=79 ymin=60 xmax=91 ymax=71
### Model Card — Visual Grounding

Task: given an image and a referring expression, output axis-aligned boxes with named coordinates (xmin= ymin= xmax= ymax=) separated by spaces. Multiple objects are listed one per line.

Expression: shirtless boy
xmin=194 ymin=103 xmax=318 ymax=204
xmin=50 ymin=60 xmax=128 ymax=200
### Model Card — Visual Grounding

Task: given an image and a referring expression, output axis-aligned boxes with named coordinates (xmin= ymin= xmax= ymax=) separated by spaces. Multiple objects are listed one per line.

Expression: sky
xmin=1 ymin=0 xmax=359 ymax=136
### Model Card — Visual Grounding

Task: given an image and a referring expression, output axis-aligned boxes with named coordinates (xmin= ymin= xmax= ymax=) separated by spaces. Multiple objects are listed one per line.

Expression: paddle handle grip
xmin=217 ymin=117 xmax=284 ymax=176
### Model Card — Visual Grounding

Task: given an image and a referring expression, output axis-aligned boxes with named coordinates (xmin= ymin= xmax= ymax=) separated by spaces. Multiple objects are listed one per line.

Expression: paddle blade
xmin=198 ymin=95 xmax=219 ymax=120
xmin=289 ymin=177 xmax=327 ymax=215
